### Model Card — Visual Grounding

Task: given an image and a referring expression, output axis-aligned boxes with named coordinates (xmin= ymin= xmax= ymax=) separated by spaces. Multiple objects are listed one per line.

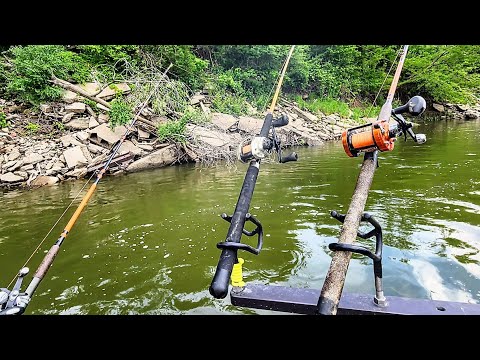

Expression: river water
xmin=1 ymin=118 xmax=479 ymax=314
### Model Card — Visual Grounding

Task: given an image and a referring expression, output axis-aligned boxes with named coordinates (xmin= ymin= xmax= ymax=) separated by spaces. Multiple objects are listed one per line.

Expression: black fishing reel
xmin=0 ymin=267 xmax=31 ymax=315
xmin=390 ymin=95 xmax=427 ymax=144
xmin=238 ymin=114 xmax=298 ymax=164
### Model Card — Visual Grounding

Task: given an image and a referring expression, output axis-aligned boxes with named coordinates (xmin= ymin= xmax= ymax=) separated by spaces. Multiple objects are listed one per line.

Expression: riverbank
xmin=0 ymin=85 xmax=361 ymax=190
xmin=1 ymin=86 xmax=479 ymax=190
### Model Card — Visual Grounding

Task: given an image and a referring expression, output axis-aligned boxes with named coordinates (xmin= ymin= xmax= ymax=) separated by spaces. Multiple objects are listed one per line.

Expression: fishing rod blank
xmin=209 ymin=46 xmax=297 ymax=299
xmin=0 ymin=64 xmax=172 ymax=315
xmin=317 ymin=45 xmax=428 ymax=315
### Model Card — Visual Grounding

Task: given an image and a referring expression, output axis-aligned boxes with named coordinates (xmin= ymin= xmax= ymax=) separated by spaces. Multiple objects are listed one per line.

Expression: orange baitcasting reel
xmin=342 ymin=120 xmax=394 ymax=157
xmin=342 ymin=96 xmax=427 ymax=157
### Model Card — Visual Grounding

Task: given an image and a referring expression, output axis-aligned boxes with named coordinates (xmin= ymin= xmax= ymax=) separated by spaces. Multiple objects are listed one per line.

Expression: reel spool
xmin=238 ymin=137 xmax=273 ymax=163
xmin=238 ymin=114 xmax=298 ymax=164
xmin=342 ymin=120 xmax=395 ymax=157
xmin=342 ymin=95 xmax=427 ymax=157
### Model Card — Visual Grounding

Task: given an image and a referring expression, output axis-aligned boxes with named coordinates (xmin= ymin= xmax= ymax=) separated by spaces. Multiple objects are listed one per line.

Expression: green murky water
xmin=1 ymin=118 xmax=479 ymax=314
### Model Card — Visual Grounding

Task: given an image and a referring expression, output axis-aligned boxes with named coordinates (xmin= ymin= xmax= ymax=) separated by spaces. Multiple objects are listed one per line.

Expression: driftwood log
xmin=317 ymin=151 xmax=378 ymax=315
xmin=316 ymin=42 xmax=406 ymax=314
xmin=50 ymin=76 xmax=156 ymax=128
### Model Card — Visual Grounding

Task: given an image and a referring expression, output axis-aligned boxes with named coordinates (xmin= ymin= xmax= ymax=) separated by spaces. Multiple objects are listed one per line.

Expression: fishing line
xmin=260 ymin=48 xmax=290 ymax=113
xmin=6 ymin=64 xmax=172 ymax=289
xmin=365 ymin=46 xmax=402 ymax=119
xmin=6 ymin=172 xmax=96 ymax=288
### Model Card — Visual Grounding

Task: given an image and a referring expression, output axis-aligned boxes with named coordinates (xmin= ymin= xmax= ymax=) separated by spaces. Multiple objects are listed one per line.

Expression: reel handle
xmin=272 ymin=114 xmax=289 ymax=128
xmin=280 ymin=152 xmax=298 ymax=163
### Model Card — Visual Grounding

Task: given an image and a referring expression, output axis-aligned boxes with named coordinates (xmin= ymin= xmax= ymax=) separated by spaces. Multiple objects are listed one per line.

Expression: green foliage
xmin=156 ymin=107 xmax=209 ymax=143
xmin=78 ymin=45 xmax=139 ymax=64
xmin=211 ymin=91 xmax=248 ymax=115
xmin=0 ymin=61 xmax=7 ymax=95
xmin=402 ymin=45 xmax=480 ymax=104
xmin=54 ymin=121 xmax=65 ymax=131
xmin=208 ymin=45 xmax=292 ymax=97
xmin=5 ymin=45 xmax=90 ymax=105
xmin=109 ymin=98 xmax=132 ymax=127
xmin=252 ymin=93 xmax=270 ymax=110
xmin=109 ymin=83 xmax=129 ymax=94
xmin=2 ymin=45 xmax=480 ymax=120
xmin=207 ymin=68 xmax=250 ymax=115
xmin=0 ymin=111 xmax=7 ymax=128
xmin=141 ymin=46 xmax=208 ymax=89
xmin=351 ymin=105 xmax=381 ymax=121
xmin=83 ymin=99 xmax=98 ymax=112
xmin=295 ymin=95 xmax=351 ymax=117
xmin=181 ymin=107 xmax=209 ymax=124
xmin=295 ymin=95 xmax=381 ymax=121
xmin=26 ymin=122 xmax=40 ymax=134
xmin=157 ymin=118 xmax=187 ymax=143
xmin=205 ymin=45 xmax=480 ymax=105
xmin=77 ymin=45 xmax=139 ymax=80
xmin=215 ymin=69 xmax=245 ymax=94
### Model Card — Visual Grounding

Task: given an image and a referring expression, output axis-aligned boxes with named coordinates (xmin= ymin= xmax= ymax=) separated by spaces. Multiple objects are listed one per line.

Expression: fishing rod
xmin=228 ymin=46 xmax=479 ymax=315
xmin=316 ymin=45 xmax=427 ymax=315
xmin=0 ymin=64 xmax=173 ymax=315
xmin=209 ymin=45 xmax=298 ymax=299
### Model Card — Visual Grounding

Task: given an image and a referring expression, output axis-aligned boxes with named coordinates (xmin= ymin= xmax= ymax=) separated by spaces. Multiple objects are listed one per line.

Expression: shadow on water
xmin=1 ymin=117 xmax=479 ymax=314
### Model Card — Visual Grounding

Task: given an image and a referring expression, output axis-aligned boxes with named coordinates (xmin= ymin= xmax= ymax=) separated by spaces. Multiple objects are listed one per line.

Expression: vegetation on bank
xmin=0 ymin=45 xmax=479 ymax=140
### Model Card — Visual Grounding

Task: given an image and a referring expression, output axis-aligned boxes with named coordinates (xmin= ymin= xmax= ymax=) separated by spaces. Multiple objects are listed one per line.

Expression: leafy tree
xmin=5 ymin=45 xmax=90 ymax=104
xmin=141 ymin=45 xmax=209 ymax=89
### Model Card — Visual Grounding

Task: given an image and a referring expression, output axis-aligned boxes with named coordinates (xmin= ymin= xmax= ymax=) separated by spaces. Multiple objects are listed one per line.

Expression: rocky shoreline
xmin=431 ymin=102 xmax=480 ymax=120
xmin=1 ymin=85 xmax=478 ymax=191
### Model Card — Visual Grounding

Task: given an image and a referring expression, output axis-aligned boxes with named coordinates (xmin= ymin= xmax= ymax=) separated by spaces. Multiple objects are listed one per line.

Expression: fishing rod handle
xmin=209 ymin=252 xmax=236 ymax=299
xmin=259 ymin=113 xmax=274 ymax=137
xmin=33 ymin=245 xmax=60 ymax=280
xmin=209 ymin=163 xmax=260 ymax=299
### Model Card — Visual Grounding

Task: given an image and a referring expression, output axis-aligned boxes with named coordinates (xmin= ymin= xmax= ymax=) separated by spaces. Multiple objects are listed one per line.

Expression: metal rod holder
xmin=329 ymin=211 xmax=387 ymax=307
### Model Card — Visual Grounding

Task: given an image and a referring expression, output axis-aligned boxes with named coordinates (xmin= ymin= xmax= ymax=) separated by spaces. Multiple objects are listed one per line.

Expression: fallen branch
xmin=50 ymin=76 xmax=156 ymax=127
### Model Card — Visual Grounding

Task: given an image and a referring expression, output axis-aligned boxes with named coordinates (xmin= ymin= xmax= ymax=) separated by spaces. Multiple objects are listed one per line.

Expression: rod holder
xmin=328 ymin=211 xmax=387 ymax=307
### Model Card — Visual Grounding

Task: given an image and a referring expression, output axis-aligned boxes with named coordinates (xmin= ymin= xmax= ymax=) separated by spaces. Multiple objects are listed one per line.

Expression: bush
xmin=83 ymin=99 xmax=99 ymax=113
xmin=26 ymin=122 xmax=40 ymax=134
xmin=206 ymin=45 xmax=480 ymax=106
xmin=0 ymin=111 xmax=7 ymax=128
xmin=402 ymin=45 xmax=480 ymax=104
xmin=295 ymin=94 xmax=382 ymax=121
xmin=77 ymin=45 xmax=140 ymax=81
xmin=295 ymin=95 xmax=351 ymax=118
xmin=109 ymin=98 xmax=132 ymax=127
xmin=2 ymin=45 xmax=480 ymax=117
xmin=0 ymin=61 xmax=7 ymax=96
xmin=351 ymin=105 xmax=381 ymax=121
xmin=77 ymin=45 xmax=139 ymax=65
xmin=5 ymin=45 xmax=90 ymax=105
xmin=157 ymin=119 xmax=187 ymax=143
xmin=211 ymin=91 xmax=248 ymax=115
xmin=207 ymin=68 xmax=251 ymax=116
xmin=180 ymin=107 xmax=209 ymax=125
xmin=141 ymin=46 xmax=208 ymax=90
xmin=156 ymin=107 xmax=210 ymax=143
